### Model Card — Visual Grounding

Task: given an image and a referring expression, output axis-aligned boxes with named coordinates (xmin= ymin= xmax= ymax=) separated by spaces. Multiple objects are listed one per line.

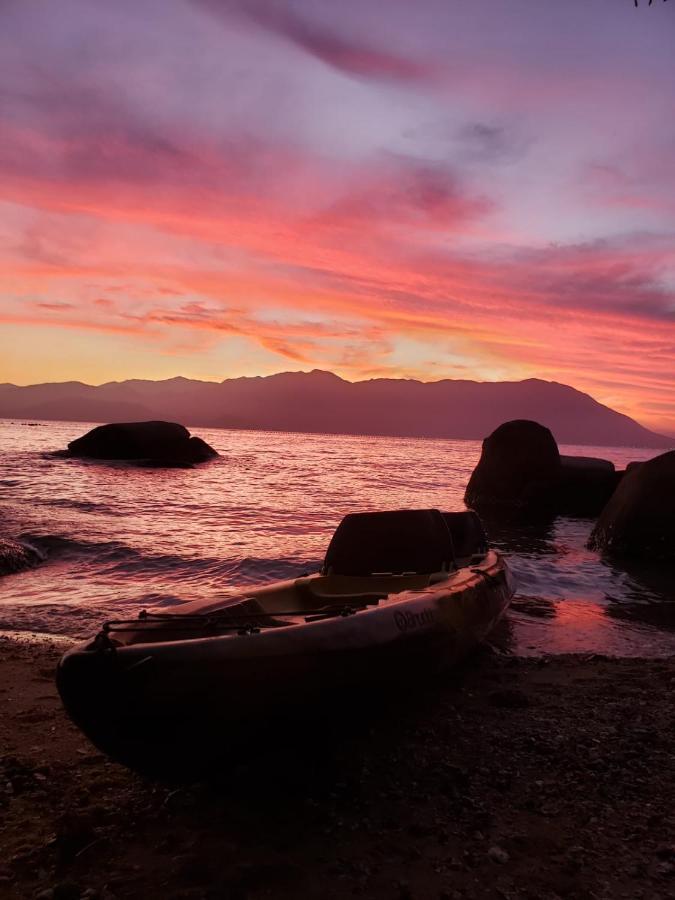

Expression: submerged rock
xmin=0 ymin=537 xmax=42 ymax=576
xmin=464 ymin=420 xmax=561 ymax=516
xmin=67 ymin=421 xmax=218 ymax=466
xmin=588 ymin=450 xmax=675 ymax=561
xmin=558 ymin=455 xmax=620 ymax=518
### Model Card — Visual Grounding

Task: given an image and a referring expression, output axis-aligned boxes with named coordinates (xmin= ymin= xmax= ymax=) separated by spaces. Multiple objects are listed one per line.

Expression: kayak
xmin=57 ymin=509 xmax=515 ymax=774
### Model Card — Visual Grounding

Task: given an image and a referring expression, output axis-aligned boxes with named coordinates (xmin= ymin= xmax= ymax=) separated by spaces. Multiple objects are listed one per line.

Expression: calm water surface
xmin=1 ymin=420 xmax=674 ymax=656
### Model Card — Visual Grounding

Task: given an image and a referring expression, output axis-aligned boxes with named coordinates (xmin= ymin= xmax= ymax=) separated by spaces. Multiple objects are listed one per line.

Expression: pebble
xmin=488 ymin=846 xmax=510 ymax=865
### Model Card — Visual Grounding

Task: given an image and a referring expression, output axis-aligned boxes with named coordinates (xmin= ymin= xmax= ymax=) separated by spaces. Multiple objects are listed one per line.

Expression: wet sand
xmin=1 ymin=636 xmax=673 ymax=900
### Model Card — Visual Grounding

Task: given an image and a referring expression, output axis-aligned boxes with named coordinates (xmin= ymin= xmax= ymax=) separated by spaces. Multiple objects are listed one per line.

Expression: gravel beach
xmin=1 ymin=636 xmax=673 ymax=900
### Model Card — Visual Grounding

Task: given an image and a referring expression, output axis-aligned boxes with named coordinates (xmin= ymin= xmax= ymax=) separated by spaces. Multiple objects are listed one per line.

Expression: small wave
xmin=17 ymin=532 xmax=319 ymax=585
xmin=19 ymin=537 xmax=47 ymax=562
xmin=35 ymin=497 xmax=115 ymax=514
xmin=0 ymin=603 xmax=98 ymax=638
xmin=19 ymin=533 xmax=129 ymax=560
xmin=99 ymin=550 xmax=319 ymax=584
xmin=136 ymin=594 xmax=187 ymax=608
xmin=0 ymin=629 xmax=74 ymax=647
xmin=219 ymin=555 xmax=319 ymax=584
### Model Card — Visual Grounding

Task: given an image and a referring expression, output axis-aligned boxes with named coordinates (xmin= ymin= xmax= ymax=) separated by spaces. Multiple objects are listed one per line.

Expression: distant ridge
xmin=0 ymin=370 xmax=671 ymax=449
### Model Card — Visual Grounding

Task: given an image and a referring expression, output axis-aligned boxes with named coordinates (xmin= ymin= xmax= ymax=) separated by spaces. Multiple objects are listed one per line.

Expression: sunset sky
xmin=1 ymin=0 xmax=674 ymax=431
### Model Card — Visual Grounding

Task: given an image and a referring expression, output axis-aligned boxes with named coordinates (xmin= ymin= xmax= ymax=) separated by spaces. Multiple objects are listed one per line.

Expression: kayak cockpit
xmin=96 ymin=570 xmax=444 ymax=647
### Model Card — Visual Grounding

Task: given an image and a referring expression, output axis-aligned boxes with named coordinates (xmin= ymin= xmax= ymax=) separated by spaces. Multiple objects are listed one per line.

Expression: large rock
xmin=67 ymin=421 xmax=218 ymax=466
xmin=558 ymin=455 xmax=620 ymax=518
xmin=0 ymin=537 xmax=42 ymax=576
xmin=588 ymin=451 xmax=675 ymax=560
xmin=464 ymin=420 xmax=561 ymax=516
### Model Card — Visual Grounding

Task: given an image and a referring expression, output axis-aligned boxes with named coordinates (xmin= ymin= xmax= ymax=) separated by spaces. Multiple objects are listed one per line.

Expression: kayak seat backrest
xmin=442 ymin=511 xmax=488 ymax=563
xmin=322 ymin=509 xmax=454 ymax=577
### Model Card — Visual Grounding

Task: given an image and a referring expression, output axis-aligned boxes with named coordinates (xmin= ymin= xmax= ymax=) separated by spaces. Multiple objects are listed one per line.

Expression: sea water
xmin=1 ymin=420 xmax=673 ymax=656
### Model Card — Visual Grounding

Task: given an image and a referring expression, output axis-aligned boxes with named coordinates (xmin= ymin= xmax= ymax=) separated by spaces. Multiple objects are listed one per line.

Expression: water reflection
xmin=510 ymin=595 xmax=557 ymax=619
xmin=600 ymin=556 xmax=675 ymax=632
xmin=604 ymin=600 xmax=675 ymax=632
xmin=501 ymin=514 xmax=675 ymax=655
xmin=607 ymin=556 xmax=675 ymax=603
xmin=482 ymin=516 xmax=559 ymax=557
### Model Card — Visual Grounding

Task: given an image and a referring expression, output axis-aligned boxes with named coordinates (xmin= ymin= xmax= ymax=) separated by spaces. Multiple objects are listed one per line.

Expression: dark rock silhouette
xmin=589 ymin=451 xmax=675 ymax=561
xmin=558 ymin=455 xmax=620 ymax=518
xmin=1 ymin=371 xmax=671 ymax=448
xmin=0 ymin=537 xmax=42 ymax=576
xmin=465 ymin=421 xmax=624 ymax=520
xmin=185 ymin=435 xmax=220 ymax=462
xmin=464 ymin=420 xmax=561 ymax=515
xmin=67 ymin=421 xmax=218 ymax=466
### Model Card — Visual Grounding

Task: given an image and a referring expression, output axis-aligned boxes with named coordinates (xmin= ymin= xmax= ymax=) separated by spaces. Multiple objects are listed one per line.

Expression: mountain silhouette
xmin=0 ymin=370 xmax=671 ymax=448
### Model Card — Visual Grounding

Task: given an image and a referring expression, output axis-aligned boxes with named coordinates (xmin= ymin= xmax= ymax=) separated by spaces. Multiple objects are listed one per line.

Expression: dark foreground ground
xmin=1 ymin=637 xmax=673 ymax=900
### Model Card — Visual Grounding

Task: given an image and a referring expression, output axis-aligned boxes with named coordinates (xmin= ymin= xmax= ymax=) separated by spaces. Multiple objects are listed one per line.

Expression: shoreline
xmin=1 ymin=636 xmax=673 ymax=899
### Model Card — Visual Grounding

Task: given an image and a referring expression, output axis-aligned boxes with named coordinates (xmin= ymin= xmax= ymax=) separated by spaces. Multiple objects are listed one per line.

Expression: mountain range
xmin=0 ymin=371 xmax=671 ymax=449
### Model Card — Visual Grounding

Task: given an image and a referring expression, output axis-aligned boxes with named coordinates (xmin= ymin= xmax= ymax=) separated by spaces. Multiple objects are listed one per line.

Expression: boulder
xmin=0 ymin=537 xmax=42 ymax=576
xmin=185 ymin=435 xmax=220 ymax=463
xmin=67 ymin=421 xmax=218 ymax=466
xmin=557 ymin=455 xmax=620 ymax=518
xmin=464 ymin=420 xmax=561 ymax=516
xmin=588 ymin=450 xmax=675 ymax=560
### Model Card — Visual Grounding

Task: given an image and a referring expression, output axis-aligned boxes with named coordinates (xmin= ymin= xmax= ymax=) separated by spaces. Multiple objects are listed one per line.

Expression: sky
xmin=0 ymin=0 xmax=674 ymax=432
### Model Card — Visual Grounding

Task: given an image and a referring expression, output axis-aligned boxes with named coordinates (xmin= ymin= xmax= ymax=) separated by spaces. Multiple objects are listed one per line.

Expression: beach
xmin=1 ymin=636 xmax=673 ymax=900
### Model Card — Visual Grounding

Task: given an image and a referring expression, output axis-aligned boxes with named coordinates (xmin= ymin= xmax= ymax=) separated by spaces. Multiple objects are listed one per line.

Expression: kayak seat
xmin=294 ymin=577 xmax=387 ymax=609
xmin=218 ymin=597 xmax=288 ymax=625
xmin=322 ymin=509 xmax=455 ymax=577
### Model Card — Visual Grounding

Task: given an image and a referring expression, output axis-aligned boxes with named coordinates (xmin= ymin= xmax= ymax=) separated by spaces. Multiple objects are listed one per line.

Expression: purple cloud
xmin=194 ymin=0 xmax=438 ymax=84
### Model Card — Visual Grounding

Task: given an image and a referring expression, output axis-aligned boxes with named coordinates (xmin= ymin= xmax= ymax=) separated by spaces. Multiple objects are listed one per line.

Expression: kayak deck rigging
xmin=99 ymin=596 xmax=384 ymax=638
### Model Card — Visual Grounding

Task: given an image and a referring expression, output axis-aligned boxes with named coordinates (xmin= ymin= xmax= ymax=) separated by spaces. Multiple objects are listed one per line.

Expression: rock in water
xmin=588 ymin=451 xmax=675 ymax=561
xmin=67 ymin=421 xmax=218 ymax=466
xmin=558 ymin=455 xmax=620 ymax=518
xmin=186 ymin=435 xmax=220 ymax=463
xmin=464 ymin=420 xmax=561 ymax=515
xmin=0 ymin=537 xmax=42 ymax=576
